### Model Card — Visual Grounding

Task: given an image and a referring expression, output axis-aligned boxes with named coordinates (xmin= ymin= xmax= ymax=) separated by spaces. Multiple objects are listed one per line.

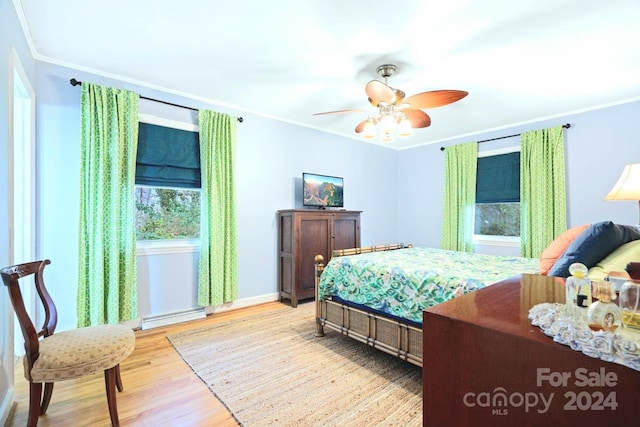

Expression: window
xmin=474 ymin=149 xmax=520 ymax=237
xmin=135 ymin=119 xmax=201 ymax=242
xmin=135 ymin=186 xmax=200 ymax=240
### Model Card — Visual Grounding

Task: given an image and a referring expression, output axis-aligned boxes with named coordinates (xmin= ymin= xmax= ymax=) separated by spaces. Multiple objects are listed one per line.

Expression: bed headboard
xmin=331 ymin=243 xmax=412 ymax=258
xmin=314 ymin=243 xmax=412 ymax=280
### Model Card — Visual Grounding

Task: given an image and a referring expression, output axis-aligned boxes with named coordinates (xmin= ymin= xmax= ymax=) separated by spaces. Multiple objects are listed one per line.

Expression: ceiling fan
xmin=313 ymin=64 xmax=468 ymax=141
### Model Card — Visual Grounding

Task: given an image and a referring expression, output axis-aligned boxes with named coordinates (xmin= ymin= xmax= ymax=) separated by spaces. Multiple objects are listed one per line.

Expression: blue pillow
xmin=548 ymin=221 xmax=640 ymax=278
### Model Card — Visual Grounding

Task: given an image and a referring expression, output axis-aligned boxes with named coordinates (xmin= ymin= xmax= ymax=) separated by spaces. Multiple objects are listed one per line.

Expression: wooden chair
xmin=1 ymin=260 xmax=136 ymax=427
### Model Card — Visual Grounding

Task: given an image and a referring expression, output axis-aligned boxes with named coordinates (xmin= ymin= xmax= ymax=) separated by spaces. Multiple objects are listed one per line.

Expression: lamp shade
xmin=605 ymin=164 xmax=640 ymax=200
xmin=362 ymin=118 xmax=377 ymax=139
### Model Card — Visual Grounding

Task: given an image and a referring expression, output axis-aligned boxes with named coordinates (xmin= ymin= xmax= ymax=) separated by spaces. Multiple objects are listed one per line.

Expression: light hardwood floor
xmin=8 ymin=301 xmax=287 ymax=427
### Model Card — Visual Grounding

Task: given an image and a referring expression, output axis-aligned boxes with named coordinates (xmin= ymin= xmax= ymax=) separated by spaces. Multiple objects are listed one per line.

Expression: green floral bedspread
xmin=318 ymin=247 xmax=540 ymax=324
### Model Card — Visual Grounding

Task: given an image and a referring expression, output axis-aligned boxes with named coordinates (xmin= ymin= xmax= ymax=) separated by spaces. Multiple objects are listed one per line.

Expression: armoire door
xmin=298 ymin=216 xmax=331 ymax=299
xmin=332 ymin=213 xmax=360 ymax=251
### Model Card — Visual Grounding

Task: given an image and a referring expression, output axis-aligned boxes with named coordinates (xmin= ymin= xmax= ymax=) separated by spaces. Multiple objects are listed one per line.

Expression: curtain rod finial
xmin=70 ymin=78 xmax=82 ymax=86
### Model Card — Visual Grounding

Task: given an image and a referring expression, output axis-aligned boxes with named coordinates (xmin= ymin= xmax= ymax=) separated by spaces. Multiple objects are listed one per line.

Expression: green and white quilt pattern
xmin=318 ymin=247 xmax=540 ymax=324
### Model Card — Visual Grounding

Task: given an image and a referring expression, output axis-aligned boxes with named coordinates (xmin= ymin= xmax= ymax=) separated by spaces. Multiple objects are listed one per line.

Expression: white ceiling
xmin=14 ymin=0 xmax=640 ymax=149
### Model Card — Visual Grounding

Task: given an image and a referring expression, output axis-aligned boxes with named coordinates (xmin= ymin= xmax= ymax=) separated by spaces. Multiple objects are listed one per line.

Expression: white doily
xmin=529 ymin=303 xmax=640 ymax=371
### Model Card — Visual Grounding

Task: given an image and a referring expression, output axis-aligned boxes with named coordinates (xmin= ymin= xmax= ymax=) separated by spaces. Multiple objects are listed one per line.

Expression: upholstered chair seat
xmin=25 ymin=324 xmax=135 ymax=383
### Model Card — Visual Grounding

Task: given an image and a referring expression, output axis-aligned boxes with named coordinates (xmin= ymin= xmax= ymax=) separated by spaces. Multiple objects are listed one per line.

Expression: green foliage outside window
xmin=135 ymin=186 xmax=200 ymax=240
xmin=475 ymin=202 xmax=520 ymax=236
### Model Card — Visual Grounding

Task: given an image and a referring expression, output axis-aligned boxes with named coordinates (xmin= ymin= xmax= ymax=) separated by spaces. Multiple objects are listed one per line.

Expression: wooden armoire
xmin=277 ymin=209 xmax=361 ymax=307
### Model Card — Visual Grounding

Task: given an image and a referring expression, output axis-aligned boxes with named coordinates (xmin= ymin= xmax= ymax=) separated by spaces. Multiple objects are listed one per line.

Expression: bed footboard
xmin=314 ymin=243 xmax=422 ymax=367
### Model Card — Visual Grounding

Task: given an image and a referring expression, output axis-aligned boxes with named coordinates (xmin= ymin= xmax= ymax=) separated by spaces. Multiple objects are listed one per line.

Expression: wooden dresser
xmin=277 ymin=209 xmax=361 ymax=307
xmin=423 ymin=274 xmax=640 ymax=426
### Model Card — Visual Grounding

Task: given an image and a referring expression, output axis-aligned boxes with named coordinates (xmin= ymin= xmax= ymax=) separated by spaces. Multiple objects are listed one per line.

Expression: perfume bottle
xmin=619 ymin=280 xmax=640 ymax=330
xmin=587 ymin=281 xmax=622 ymax=332
xmin=565 ymin=263 xmax=591 ymax=320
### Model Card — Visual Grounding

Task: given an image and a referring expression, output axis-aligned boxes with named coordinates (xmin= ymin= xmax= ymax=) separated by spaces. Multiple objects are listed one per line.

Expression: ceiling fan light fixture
xmin=379 ymin=113 xmax=396 ymax=135
xmin=397 ymin=115 xmax=412 ymax=137
xmin=362 ymin=117 xmax=377 ymax=139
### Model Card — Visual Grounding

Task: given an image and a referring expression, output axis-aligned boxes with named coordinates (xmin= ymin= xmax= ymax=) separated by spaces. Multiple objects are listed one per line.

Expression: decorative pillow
xmin=587 ymin=239 xmax=640 ymax=281
xmin=539 ymin=224 xmax=590 ymax=275
xmin=548 ymin=221 xmax=640 ymax=278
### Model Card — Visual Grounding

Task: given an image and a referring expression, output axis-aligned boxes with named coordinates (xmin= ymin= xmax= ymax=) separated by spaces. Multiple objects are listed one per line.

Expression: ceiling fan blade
xmin=312 ymin=108 xmax=364 ymax=116
xmin=404 ymin=109 xmax=431 ymax=128
xmin=355 ymin=119 xmax=367 ymax=133
xmin=365 ymin=80 xmax=396 ymax=106
xmin=404 ymin=90 xmax=468 ymax=109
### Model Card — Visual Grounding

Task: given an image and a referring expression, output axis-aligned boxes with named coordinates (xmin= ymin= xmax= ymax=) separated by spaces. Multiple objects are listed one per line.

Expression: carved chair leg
xmin=28 ymin=382 xmax=42 ymax=427
xmin=104 ymin=367 xmax=120 ymax=427
xmin=40 ymin=382 xmax=55 ymax=414
xmin=115 ymin=364 xmax=124 ymax=392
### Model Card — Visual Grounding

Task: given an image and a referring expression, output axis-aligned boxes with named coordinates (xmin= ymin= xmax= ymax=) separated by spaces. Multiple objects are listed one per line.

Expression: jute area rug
xmin=166 ymin=302 xmax=422 ymax=426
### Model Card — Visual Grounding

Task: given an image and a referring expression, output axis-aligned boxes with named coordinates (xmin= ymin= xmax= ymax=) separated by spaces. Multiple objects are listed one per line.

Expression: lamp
xmin=362 ymin=117 xmax=377 ymax=140
xmin=604 ymin=163 xmax=640 ymax=223
xmin=361 ymin=106 xmax=413 ymax=142
xmin=397 ymin=115 xmax=412 ymax=137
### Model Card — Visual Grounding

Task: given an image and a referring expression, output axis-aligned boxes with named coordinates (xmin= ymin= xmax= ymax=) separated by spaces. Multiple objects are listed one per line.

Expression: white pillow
xmin=587 ymin=239 xmax=640 ymax=281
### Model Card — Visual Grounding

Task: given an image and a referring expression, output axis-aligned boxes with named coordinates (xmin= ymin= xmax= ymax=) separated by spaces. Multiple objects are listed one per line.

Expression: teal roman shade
xmin=136 ymin=122 xmax=201 ymax=188
xmin=476 ymin=151 xmax=520 ymax=203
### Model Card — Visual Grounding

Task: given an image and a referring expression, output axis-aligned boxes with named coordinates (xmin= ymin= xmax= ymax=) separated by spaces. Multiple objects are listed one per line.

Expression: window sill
xmin=473 ymin=235 xmax=520 ymax=248
xmin=136 ymin=239 xmax=200 ymax=256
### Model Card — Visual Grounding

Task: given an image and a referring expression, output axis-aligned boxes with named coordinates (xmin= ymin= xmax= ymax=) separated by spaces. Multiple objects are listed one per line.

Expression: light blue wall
xmin=562 ymin=103 xmax=640 ymax=226
xmin=398 ymin=100 xmax=640 ymax=247
xmin=35 ymin=61 xmax=399 ymax=330
xmin=1 ymin=0 xmax=36 ymax=421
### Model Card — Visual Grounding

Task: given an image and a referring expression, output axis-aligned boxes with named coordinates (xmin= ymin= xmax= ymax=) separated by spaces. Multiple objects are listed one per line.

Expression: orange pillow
xmin=539 ymin=224 xmax=590 ymax=275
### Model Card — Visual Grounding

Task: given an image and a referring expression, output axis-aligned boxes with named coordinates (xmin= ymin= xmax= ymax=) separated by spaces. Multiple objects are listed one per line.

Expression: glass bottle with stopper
xmin=587 ymin=281 xmax=622 ymax=332
xmin=565 ymin=262 xmax=591 ymax=321
xmin=619 ymin=281 xmax=640 ymax=329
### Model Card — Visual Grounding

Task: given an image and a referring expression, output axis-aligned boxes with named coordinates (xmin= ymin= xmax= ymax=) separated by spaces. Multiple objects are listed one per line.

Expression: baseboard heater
xmin=141 ymin=307 xmax=206 ymax=330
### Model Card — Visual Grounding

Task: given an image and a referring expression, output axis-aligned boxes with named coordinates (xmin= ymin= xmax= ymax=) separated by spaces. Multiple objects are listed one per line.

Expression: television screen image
xmin=303 ymin=173 xmax=344 ymax=208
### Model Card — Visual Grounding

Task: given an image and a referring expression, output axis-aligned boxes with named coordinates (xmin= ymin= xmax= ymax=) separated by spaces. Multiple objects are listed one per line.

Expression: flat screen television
xmin=302 ymin=172 xmax=344 ymax=208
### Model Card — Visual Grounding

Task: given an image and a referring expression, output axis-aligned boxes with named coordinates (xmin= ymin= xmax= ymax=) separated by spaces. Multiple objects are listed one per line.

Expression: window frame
xmin=136 ymin=114 xmax=201 ymax=255
xmin=473 ymin=145 xmax=521 ymax=247
xmin=136 ymin=238 xmax=200 ymax=255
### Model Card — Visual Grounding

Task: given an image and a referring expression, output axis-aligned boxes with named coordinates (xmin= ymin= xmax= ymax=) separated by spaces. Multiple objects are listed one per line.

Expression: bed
xmin=313 ymin=244 xmax=540 ymax=367
xmin=312 ymin=222 xmax=640 ymax=367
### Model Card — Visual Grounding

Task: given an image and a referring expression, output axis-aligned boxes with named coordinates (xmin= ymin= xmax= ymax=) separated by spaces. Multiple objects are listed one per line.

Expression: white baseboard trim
xmin=0 ymin=387 xmax=15 ymax=427
xmin=141 ymin=307 xmax=206 ymax=330
xmin=205 ymin=292 xmax=280 ymax=315
xmin=123 ymin=293 xmax=281 ymax=330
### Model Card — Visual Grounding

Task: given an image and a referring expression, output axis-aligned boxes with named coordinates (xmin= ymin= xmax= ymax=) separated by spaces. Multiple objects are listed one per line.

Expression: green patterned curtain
xmin=441 ymin=142 xmax=478 ymax=252
xmin=77 ymin=83 xmax=139 ymax=326
xmin=198 ymin=110 xmax=238 ymax=305
xmin=520 ymin=126 xmax=567 ymax=258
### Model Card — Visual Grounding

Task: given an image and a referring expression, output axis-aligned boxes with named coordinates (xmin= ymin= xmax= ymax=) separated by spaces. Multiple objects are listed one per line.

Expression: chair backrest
xmin=1 ymin=260 xmax=57 ymax=373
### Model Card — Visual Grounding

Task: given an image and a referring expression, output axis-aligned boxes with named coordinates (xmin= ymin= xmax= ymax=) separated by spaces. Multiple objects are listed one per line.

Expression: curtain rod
xmin=439 ymin=123 xmax=570 ymax=151
xmin=69 ymin=78 xmax=244 ymax=122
